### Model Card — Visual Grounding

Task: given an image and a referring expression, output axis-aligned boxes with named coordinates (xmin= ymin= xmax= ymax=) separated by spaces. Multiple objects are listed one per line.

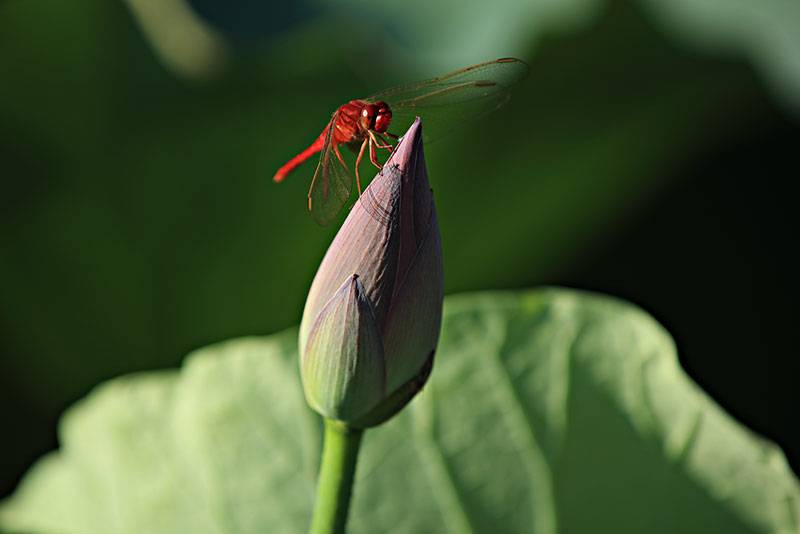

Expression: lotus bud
xmin=299 ymin=117 xmax=443 ymax=428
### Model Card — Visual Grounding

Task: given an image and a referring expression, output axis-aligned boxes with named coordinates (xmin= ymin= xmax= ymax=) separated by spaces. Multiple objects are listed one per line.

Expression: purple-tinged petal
xmin=382 ymin=207 xmax=443 ymax=392
xmin=301 ymin=275 xmax=386 ymax=421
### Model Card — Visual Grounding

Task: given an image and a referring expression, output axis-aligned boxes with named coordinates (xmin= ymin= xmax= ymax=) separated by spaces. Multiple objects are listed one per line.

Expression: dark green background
xmin=1 ymin=0 xmax=797 ymax=497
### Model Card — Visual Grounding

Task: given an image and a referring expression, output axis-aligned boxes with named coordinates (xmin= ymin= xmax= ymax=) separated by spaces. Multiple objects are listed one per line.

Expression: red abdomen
xmin=272 ymin=132 xmax=326 ymax=183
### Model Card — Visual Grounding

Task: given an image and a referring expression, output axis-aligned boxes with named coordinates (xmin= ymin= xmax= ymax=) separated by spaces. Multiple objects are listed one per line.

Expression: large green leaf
xmin=2 ymin=289 xmax=797 ymax=533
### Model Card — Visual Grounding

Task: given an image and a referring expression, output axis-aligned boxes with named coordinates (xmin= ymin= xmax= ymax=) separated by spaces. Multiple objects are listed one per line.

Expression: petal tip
xmin=386 ymin=117 xmax=423 ymax=172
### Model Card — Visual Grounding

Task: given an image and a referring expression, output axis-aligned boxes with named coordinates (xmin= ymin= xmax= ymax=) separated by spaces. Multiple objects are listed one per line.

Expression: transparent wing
xmin=368 ymin=58 xmax=529 ymax=140
xmin=308 ymin=111 xmax=353 ymax=226
xmin=371 ymin=58 xmax=528 ymax=104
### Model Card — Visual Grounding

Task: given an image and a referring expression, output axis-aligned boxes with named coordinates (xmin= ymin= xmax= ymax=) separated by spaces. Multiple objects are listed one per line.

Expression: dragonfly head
xmin=361 ymin=101 xmax=392 ymax=134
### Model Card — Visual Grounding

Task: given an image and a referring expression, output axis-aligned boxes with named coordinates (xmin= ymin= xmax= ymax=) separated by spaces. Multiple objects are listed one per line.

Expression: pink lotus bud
xmin=299 ymin=118 xmax=443 ymax=427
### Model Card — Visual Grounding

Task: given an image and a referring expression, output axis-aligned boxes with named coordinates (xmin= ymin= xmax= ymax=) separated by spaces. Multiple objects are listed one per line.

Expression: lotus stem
xmin=309 ymin=419 xmax=363 ymax=534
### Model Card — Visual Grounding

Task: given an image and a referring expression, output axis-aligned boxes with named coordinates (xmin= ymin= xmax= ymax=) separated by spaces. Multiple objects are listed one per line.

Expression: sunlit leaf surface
xmin=2 ymin=289 xmax=797 ymax=534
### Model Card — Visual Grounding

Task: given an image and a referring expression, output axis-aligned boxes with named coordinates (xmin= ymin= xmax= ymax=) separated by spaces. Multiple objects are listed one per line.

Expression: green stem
xmin=309 ymin=419 xmax=364 ymax=534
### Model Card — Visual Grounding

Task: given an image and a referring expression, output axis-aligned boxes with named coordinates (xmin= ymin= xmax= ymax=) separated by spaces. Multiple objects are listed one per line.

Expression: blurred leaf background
xmin=1 ymin=0 xmax=797 ymax=498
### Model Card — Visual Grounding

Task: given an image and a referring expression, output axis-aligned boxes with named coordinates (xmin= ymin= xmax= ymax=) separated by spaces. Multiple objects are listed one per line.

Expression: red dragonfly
xmin=273 ymin=57 xmax=528 ymax=225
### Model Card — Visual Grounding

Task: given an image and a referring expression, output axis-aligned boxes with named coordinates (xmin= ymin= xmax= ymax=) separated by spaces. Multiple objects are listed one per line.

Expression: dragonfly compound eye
xmin=360 ymin=104 xmax=377 ymax=131
xmin=373 ymin=101 xmax=392 ymax=133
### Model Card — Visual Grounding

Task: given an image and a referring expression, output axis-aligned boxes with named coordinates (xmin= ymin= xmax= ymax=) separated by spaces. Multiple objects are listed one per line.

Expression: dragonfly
xmin=273 ymin=57 xmax=529 ymax=226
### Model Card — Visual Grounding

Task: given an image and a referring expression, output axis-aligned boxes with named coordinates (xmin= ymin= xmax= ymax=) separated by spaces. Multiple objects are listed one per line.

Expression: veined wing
xmin=370 ymin=58 xmax=528 ymax=105
xmin=368 ymin=58 xmax=529 ymax=140
xmin=308 ymin=111 xmax=353 ymax=226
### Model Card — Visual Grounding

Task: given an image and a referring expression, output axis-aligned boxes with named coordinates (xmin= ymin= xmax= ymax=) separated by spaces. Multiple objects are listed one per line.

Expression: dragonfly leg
xmin=355 ymin=138 xmax=368 ymax=195
xmin=385 ymin=132 xmax=399 ymax=140
xmin=307 ymin=180 xmax=315 ymax=211
xmin=375 ymin=133 xmax=394 ymax=153
xmin=370 ymin=131 xmax=393 ymax=151
xmin=368 ymin=132 xmax=393 ymax=172
xmin=368 ymin=136 xmax=382 ymax=170
xmin=333 ymin=144 xmax=347 ymax=168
